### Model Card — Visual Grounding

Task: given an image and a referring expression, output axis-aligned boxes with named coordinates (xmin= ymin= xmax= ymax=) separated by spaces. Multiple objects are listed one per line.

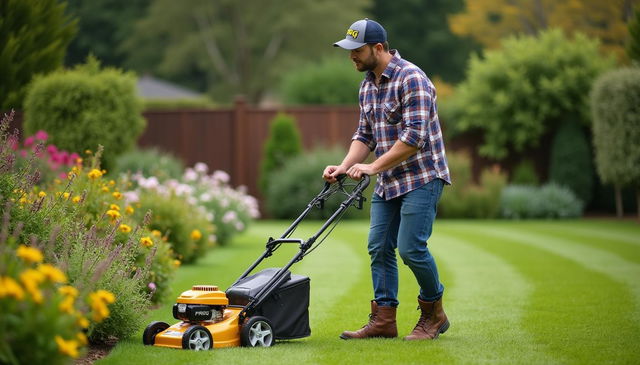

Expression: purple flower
xmin=148 ymin=282 xmax=157 ymax=291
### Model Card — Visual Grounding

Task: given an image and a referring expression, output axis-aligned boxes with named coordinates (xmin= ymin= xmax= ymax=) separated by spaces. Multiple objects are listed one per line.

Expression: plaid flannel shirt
xmin=352 ymin=50 xmax=450 ymax=200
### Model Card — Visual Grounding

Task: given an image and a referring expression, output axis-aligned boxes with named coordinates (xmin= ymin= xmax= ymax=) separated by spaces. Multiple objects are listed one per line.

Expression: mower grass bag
xmin=227 ymin=268 xmax=311 ymax=339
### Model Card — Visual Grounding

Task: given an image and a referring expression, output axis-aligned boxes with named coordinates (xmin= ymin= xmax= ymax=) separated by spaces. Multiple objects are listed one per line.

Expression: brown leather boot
xmin=340 ymin=301 xmax=397 ymax=339
xmin=403 ymin=297 xmax=450 ymax=340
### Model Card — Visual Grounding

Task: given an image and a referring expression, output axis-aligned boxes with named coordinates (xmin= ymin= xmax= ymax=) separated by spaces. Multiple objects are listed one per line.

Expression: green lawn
xmin=98 ymin=219 xmax=640 ymax=365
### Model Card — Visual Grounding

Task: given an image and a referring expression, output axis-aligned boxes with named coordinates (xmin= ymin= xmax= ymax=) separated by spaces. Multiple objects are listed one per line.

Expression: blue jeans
xmin=368 ymin=179 xmax=445 ymax=307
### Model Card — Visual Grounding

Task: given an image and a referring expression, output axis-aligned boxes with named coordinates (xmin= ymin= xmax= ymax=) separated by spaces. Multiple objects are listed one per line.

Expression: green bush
xmin=259 ymin=113 xmax=302 ymax=194
xmin=280 ymin=57 xmax=362 ymax=105
xmin=450 ymin=29 xmax=613 ymax=159
xmin=23 ymin=56 xmax=146 ymax=171
xmin=501 ymin=183 xmax=583 ymax=219
xmin=511 ymin=159 xmax=539 ymax=185
xmin=265 ymin=146 xmax=372 ymax=220
xmin=591 ymin=67 xmax=640 ymax=216
xmin=549 ymin=122 xmax=594 ymax=205
xmin=0 ymin=0 xmax=76 ymax=109
xmin=438 ymin=152 xmax=507 ymax=218
xmin=113 ymin=147 xmax=184 ymax=182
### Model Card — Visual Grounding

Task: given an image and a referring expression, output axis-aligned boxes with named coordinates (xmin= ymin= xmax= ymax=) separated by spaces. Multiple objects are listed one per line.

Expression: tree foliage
xmin=450 ymin=29 xmax=613 ymax=159
xmin=549 ymin=122 xmax=594 ymax=205
xmin=280 ymin=57 xmax=362 ymax=105
xmin=64 ymin=0 xmax=150 ymax=67
xmin=0 ymin=0 xmax=77 ymax=109
xmin=590 ymin=67 xmax=640 ymax=191
xmin=370 ymin=0 xmax=478 ymax=83
xmin=449 ymin=0 xmax=639 ymax=62
xmin=628 ymin=6 xmax=640 ymax=63
xmin=123 ymin=0 xmax=370 ymax=103
xmin=259 ymin=113 xmax=302 ymax=195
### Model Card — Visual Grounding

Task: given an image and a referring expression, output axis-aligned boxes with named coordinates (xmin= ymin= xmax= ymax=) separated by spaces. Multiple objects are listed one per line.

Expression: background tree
xmin=370 ymin=0 xmax=478 ymax=83
xmin=628 ymin=6 xmax=640 ymax=63
xmin=449 ymin=0 xmax=639 ymax=62
xmin=259 ymin=113 xmax=302 ymax=196
xmin=449 ymin=30 xmax=613 ymax=160
xmin=590 ymin=67 xmax=640 ymax=218
xmin=64 ymin=0 xmax=150 ymax=67
xmin=123 ymin=0 xmax=370 ymax=104
xmin=0 ymin=0 xmax=77 ymax=109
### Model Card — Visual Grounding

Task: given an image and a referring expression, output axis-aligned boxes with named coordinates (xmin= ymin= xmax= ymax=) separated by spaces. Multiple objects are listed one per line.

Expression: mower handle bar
xmin=232 ymin=175 xmax=370 ymax=320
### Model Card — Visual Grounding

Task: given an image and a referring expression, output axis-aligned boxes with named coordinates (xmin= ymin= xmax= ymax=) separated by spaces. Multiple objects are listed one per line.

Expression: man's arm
xmin=346 ymin=140 xmax=418 ymax=180
xmin=323 ymin=140 xmax=371 ymax=183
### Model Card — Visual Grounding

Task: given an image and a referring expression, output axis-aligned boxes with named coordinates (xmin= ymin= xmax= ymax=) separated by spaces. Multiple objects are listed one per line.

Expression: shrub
xmin=450 ymin=29 xmax=613 ymax=159
xmin=511 ymin=159 xmax=539 ymax=186
xmin=0 ymin=0 xmax=76 ymax=109
xmin=23 ymin=56 xmax=146 ymax=171
xmin=259 ymin=113 xmax=302 ymax=194
xmin=548 ymin=122 xmax=594 ymax=205
xmin=279 ymin=57 xmax=362 ymax=105
xmin=438 ymin=152 xmax=507 ymax=218
xmin=112 ymin=147 xmax=184 ymax=182
xmin=0 ymin=239 xmax=115 ymax=364
xmin=591 ymin=67 xmax=640 ymax=217
xmin=265 ymin=146 xmax=372 ymax=220
xmin=501 ymin=183 xmax=583 ymax=219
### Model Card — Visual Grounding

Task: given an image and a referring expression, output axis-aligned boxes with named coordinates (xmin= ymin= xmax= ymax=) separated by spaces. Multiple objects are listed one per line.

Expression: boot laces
xmin=362 ymin=313 xmax=377 ymax=329
xmin=415 ymin=305 xmax=432 ymax=329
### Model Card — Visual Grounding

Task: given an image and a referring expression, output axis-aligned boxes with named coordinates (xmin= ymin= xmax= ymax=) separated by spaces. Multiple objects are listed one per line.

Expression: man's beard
xmin=355 ymin=53 xmax=378 ymax=72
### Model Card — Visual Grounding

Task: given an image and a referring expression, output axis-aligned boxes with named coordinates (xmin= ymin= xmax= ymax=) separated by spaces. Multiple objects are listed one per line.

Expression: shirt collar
xmin=366 ymin=49 xmax=402 ymax=83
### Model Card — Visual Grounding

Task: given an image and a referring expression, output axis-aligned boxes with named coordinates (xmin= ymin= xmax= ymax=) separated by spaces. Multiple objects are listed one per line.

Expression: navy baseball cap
xmin=334 ymin=18 xmax=387 ymax=50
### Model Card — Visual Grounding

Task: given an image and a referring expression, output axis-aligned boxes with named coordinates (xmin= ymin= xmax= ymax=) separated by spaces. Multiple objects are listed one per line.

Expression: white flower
xmin=123 ymin=191 xmax=140 ymax=204
xmin=222 ymin=211 xmax=238 ymax=223
xmin=184 ymin=168 xmax=198 ymax=182
xmin=200 ymin=193 xmax=212 ymax=202
xmin=235 ymin=221 xmax=245 ymax=231
xmin=140 ymin=176 xmax=159 ymax=190
xmin=212 ymin=170 xmax=230 ymax=184
xmin=194 ymin=162 xmax=208 ymax=174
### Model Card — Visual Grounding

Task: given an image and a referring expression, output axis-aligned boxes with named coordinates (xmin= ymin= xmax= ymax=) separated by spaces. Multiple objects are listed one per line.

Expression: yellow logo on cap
xmin=346 ymin=29 xmax=359 ymax=39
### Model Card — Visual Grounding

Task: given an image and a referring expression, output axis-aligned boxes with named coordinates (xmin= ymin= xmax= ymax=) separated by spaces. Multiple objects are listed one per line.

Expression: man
xmin=323 ymin=19 xmax=451 ymax=341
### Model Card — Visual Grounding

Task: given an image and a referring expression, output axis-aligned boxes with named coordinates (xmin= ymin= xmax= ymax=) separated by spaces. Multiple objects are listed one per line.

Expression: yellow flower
xmin=119 ymin=224 xmax=132 ymax=233
xmin=109 ymin=180 xmax=116 ymax=186
xmin=54 ymin=179 xmax=62 ymax=185
xmin=101 ymin=186 xmax=110 ymax=193
xmin=109 ymin=204 xmax=120 ymax=211
xmin=59 ymin=295 xmax=75 ymax=314
xmin=77 ymin=316 xmax=90 ymax=329
xmin=151 ymin=229 xmax=162 ymax=238
xmin=89 ymin=290 xmax=116 ymax=322
xmin=125 ymin=205 xmax=134 ymax=215
xmin=140 ymin=237 xmax=153 ymax=248
xmin=101 ymin=169 xmax=107 ymax=174
xmin=76 ymin=157 xmax=83 ymax=164
xmin=18 ymin=197 xmax=28 ymax=204
xmin=38 ymin=264 xmax=67 ymax=283
xmin=59 ymin=285 xmax=79 ymax=298
xmin=77 ymin=332 xmax=88 ymax=345
xmin=38 ymin=191 xmax=46 ymax=198
xmin=106 ymin=209 xmax=121 ymax=222
xmin=72 ymin=195 xmax=82 ymax=204
xmin=87 ymin=169 xmax=103 ymax=180
xmin=112 ymin=191 xmax=122 ymax=200
xmin=16 ymin=245 xmax=43 ymax=264
xmin=63 ymin=192 xmax=70 ymax=200
xmin=174 ymin=260 xmax=181 ymax=268
xmin=20 ymin=269 xmax=45 ymax=303
xmin=190 ymin=229 xmax=202 ymax=241
xmin=0 ymin=276 xmax=25 ymax=300
xmin=55 ymin=336 xmax=79 ymax=358
xmin=85 ymin=149 xmax=92 ymax=155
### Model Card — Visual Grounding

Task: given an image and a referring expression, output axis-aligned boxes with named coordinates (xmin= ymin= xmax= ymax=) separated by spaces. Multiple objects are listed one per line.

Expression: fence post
xmin=233 ymin=95 xmax=248 ymax=187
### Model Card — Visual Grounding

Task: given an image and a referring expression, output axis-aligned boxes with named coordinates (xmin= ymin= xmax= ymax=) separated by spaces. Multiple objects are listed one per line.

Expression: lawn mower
xmin=143 ymin=175 xmax=370 ymax=350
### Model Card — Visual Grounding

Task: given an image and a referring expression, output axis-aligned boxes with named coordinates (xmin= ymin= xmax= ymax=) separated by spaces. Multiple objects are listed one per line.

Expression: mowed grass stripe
xmin=442 ymin=223 xmax=639 ymax=364
xmin=476 ymin=225 xmax=640 ymax=321
xmin=423 ymin=231 xmax=557 ymax=364
xmin=551 ymin=220 xmax=640 ymax=246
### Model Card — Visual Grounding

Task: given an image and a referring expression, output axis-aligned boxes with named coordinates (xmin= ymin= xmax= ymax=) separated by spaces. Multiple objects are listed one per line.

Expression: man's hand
xmin=347 ymin=163 xmax=377 ymax=180
xmin=323 ymin=165 xmax=347 ymax=183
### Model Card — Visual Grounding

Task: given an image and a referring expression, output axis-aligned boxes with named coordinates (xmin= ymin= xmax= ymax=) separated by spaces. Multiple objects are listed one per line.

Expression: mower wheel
xmin=182 ymin=325 xmax=213 ymax=351
xmin=142 ymin=321 xmax=169 ymax=345
xmin=241 ymin=316 xmax=274 ymax=347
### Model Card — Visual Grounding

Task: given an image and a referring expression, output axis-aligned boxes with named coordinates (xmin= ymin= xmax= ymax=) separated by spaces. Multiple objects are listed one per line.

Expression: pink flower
xmin=46 ymin=145 xmax=58 ymax=156
xmin=69 ymin=153 xmax=80 ymax=164
xmin=24 ymin=136 xmax=35 ymax=148
xmin=148 ymin=282 xmax=157 ymax=291
xmin=35 ymin=130 xmax=48 ymax=141
xmin=58 ymin=151 xmax=69 ymax=165
xmin=59 ymin=172 xmax=68 ymax=179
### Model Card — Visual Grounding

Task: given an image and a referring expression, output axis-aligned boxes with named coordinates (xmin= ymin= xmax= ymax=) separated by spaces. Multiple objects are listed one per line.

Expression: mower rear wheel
xmin=142 ymin=321 xmax=169 ymax=345
xmin=182 ymin=325 xmax=213 ymax=351
xmin=241 ymin=316 xmax=274 ymax=347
